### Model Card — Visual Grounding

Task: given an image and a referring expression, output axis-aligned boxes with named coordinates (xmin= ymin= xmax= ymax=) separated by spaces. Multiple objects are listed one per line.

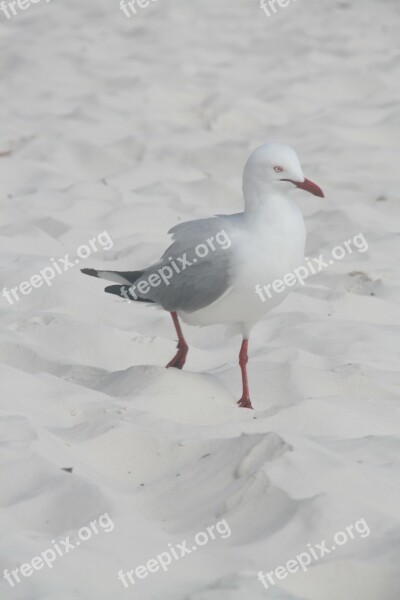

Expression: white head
xmin=243 ymin=143 xmax=324 ymax=206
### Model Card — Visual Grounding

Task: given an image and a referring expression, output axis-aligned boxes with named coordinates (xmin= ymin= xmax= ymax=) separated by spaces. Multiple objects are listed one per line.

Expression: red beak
xmin=282 ymin=177 xmax=325 ymax=198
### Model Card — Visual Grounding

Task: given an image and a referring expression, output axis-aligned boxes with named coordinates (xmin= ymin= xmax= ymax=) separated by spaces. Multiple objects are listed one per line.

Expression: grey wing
xmin=133 ymin=216 xmax=239 ymax=312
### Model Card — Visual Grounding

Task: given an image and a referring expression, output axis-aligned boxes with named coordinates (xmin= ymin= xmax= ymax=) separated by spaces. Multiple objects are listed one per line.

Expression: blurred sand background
xmin=1 ymin=0 xmax=400 ymax=598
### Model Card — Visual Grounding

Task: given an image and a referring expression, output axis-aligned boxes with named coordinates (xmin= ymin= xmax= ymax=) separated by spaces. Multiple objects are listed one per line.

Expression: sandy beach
xmin=1 ymin=0 xmax=400 ymax=598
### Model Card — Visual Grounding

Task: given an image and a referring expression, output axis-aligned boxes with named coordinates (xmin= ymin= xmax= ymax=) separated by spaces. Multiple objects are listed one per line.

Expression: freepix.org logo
xmin=118 ymin=519 xmax=231 ymax=588
xmin=120 ymin=229 xmax=231 ymax=302
xmin=255 ymin=232 xmax=368 ymax=303
xmin=4 ymin=513 xmax=115 ymax=588
xmin=0 ymin=0 xmax=52 ymax=20
xmin=120 ymin=0 xmax=158 ymax=18
xmin=2 ymin=231 xmax=113 ymax=306
xmin=258 ymin=517 xmax=370 ymax=590
xmin=260 ymin=0 xmax=297 ymax=18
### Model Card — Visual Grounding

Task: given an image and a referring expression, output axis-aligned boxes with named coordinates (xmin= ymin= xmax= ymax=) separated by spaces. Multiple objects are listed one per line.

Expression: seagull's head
xmin=243 ymin=142 xmax=324 ymax=199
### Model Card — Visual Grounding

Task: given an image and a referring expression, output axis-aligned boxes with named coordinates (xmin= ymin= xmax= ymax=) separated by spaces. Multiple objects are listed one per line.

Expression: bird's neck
xmin=243 ymin=174 xmax=281 ymax=214
xmin=243 ymin=186 xmax=297 ymax=229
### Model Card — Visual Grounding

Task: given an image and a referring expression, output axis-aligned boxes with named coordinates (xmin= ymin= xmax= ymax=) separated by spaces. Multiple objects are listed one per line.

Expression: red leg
xmin=166 ymin=311 xmax=189 ymax=369
xmin=237 ymin=338 xmax=253 ymax=409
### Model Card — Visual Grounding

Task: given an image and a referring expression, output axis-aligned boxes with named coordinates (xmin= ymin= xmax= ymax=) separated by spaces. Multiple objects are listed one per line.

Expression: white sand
xmin=1 ymin=0 xmax=400 ymax=598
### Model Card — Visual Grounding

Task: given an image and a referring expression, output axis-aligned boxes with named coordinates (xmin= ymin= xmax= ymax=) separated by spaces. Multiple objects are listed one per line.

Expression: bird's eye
xmin=274 ymin=166 xmax=283 ymax=173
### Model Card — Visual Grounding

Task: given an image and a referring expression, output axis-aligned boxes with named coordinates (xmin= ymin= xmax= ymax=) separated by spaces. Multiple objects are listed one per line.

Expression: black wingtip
xmin=81 ymin=268 xmax=99 ymax=278
xmin=105 ymin=285 xmax=154 ymax=303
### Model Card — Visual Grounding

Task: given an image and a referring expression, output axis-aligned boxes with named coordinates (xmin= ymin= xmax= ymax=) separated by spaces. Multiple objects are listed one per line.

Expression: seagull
xmin=82 ymin=143 xmax=324 ymax=409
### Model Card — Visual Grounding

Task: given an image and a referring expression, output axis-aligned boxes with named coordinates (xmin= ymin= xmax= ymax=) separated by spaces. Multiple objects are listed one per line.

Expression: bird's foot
xmin=166 ymin=345 xmax=188 ymax=370
xmin=237 ymin=397 xmax=254 ymax=410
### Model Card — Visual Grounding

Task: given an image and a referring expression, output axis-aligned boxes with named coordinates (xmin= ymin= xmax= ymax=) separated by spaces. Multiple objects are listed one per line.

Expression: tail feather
xmin=81 ymin=268 xmax=144 ymax=285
